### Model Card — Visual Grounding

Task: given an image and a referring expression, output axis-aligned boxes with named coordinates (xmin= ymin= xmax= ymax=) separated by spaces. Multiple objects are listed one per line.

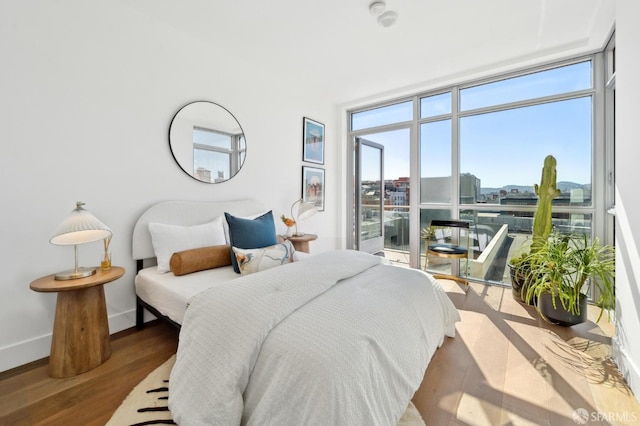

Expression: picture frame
xmin=302 ymin=166 xmax=325 ymax=211
xmin=302 ymin=117 xmax=325 ymax=164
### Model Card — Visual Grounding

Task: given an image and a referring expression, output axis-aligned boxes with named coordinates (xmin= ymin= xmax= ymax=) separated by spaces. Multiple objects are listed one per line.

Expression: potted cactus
xmin=508 ymin=155 xmax=560 ymax=303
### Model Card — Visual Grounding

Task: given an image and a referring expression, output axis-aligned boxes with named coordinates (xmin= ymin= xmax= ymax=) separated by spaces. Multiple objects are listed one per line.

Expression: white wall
xmin=0 ymin=2 xmax=340 ymax=372
xmin=612 ymin=0 xmax=640 ymax=401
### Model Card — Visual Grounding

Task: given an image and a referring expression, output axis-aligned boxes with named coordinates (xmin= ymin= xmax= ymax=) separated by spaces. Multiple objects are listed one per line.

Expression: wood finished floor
xmin=1 ymin=282 xmax=639 ymax=425
xmin=0 ymin=322 xmax=178 ymax=426
xmin=414 ymin=280 xmax=640 ymax=426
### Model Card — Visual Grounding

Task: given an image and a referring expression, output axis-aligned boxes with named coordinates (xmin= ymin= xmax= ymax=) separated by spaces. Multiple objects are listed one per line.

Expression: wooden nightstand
xmin=283 ymin=234 xmax=318 ymax=253
xmin=30 ymin=266 xmax=125 ymax=378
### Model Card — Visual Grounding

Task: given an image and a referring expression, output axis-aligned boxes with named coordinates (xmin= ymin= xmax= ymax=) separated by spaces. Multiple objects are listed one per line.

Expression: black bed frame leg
xmin=135 ymin=259 xmax=145 ymax=330
xmin=136 ymin=300 xmax=145 ymax=330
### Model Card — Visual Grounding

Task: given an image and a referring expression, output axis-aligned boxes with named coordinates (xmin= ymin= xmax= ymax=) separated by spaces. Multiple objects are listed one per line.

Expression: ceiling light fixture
xmin=377 ymin=10 xmax=398 ymax=28
xmin=369 ymin=1 xmax=386 ymax=16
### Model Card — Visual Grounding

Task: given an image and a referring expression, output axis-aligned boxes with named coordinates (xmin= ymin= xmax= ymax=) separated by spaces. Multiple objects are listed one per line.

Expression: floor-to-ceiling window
xmin=348 ymin=53 xmax=610 ymax=286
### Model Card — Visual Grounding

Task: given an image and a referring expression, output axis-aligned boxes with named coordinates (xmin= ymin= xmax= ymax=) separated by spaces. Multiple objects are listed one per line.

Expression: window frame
xmin=347 ymin=52 xmax=608 ymax=285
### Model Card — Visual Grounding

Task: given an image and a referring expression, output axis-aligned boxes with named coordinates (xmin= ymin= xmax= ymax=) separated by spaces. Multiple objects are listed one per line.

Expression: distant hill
xmin=481 ymin=181 xmax=587 ymax=195
xmin=556 ymin=181 xmax=586 ymax=192
xmin=481 ymin=185 xmax=533 ymax=195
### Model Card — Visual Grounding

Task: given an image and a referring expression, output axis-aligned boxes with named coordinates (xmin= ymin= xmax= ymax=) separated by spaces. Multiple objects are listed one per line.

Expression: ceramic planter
xmin=537 ymin=292 xmax=587 ymax=326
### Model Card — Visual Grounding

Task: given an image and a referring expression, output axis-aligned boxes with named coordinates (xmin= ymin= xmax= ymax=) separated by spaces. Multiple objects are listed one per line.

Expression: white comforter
xmin=169 ymin=250 xmax=460 ymax=425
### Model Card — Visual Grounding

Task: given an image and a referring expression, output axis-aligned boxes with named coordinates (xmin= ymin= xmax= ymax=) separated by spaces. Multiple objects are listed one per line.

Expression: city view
xmin=360 ymin=174 xmax=592 ymax=286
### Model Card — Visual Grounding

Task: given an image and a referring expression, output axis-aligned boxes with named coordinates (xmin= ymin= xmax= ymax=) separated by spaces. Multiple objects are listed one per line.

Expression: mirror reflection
xmin=169 ymin=101 xmax=246 ymax=183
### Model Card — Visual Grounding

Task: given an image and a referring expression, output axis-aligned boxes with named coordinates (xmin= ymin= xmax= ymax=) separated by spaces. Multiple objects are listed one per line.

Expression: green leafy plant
xmin=521 ymin=231 xmax=615 ymax=322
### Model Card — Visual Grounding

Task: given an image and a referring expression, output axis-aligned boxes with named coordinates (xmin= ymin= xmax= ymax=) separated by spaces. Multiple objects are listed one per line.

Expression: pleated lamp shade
xmin=50 ymin=202 xmax=112 ymax=280
xmin=290 ymin=199 xmax=318 ymax=236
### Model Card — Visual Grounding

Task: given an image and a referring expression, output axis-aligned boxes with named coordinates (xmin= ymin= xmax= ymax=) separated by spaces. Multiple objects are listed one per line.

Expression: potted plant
xmin=521 ymin=232 xmax=615 ymax=326
xmin=508 ymin=154 xmax=561 ymax=303
xmin=508 ymin=239 xmax=532 ymax=303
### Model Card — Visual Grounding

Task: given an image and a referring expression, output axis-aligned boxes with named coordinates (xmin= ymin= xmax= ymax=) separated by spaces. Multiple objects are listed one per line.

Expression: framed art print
xmin=302 ymin=117 xmax=324 ymax=164
xmin=302 ymin=166 xmax=325 ymax=211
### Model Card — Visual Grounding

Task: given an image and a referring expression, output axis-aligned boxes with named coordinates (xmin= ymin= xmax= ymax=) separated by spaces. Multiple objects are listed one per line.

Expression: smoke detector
xmin=377 ymin=10 xmax=398 ymax=28
xmin=369 ymin=1 xmax=386 ymax=16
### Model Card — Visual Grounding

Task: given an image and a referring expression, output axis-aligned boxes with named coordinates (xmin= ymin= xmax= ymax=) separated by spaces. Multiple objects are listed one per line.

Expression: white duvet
xmin=169 ymin=250 xmax=460 ymax=425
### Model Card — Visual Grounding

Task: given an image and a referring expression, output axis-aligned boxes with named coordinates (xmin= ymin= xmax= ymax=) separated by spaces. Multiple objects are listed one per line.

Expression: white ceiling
xmin=123 ymin=0 xmax=615 ymax=106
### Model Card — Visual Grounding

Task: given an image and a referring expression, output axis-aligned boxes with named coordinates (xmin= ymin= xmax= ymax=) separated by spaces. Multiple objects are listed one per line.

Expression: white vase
xmin=285 ymin=227 xmax=293 ymax=237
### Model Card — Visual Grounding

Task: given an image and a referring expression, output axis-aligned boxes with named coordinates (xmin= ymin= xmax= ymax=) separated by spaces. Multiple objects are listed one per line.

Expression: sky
xmin=354 ymin=60 xmax=593 ymax=189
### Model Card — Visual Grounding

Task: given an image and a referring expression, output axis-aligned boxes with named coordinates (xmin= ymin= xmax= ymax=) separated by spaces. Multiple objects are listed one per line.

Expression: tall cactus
xmin=531 ymin=155 xmax=560 ymax=252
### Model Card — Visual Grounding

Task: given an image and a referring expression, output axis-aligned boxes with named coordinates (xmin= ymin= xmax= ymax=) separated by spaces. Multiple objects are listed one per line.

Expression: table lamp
xmin=49 ymin=202 xmax=112 ymax=280
xmin=290 ymin=199 xmax=318 ymax=236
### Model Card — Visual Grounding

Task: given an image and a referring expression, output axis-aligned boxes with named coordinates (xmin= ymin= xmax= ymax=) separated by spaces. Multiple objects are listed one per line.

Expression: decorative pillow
xmin=222 ymin=210 xmax=277 ymax=245
xmin=170 ymin=244 xmax=232 ymax=276
xmin=149 ymin=216 xmax=226 ymax=273
xmin=225 ymin=211 xmax=278 ymax=273
xmin=232 ymin=240 xmax=296 ymax=276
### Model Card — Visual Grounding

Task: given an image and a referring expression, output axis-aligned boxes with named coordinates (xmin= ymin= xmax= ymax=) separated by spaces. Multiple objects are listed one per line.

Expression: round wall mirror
xmin=169 ymin=101 xmax=246 ymax=183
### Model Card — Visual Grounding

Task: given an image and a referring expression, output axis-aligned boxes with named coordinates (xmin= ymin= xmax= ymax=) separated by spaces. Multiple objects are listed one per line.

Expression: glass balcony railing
xmin=405 ymin=209 xmax=594 ymax=286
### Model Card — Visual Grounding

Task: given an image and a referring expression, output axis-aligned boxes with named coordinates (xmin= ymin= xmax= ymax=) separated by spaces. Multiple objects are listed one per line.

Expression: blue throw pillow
xmin=225 ymin=211 xmax=278 ymax=273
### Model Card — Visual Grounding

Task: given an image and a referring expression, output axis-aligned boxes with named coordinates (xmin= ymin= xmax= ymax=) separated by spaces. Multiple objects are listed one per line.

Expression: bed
xmin=132 ymin=199 xmax=460 ymax=426
xmin=132 ymin=199 xmax=273 ymax=328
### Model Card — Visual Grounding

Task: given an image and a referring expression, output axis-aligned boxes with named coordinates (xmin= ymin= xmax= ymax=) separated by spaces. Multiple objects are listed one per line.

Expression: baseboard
xmin=0 ymin=308 xmax=138 ymax=374
xmin=611 ymin=335 xmax=640 ymax=405
xmin=0 ymin=333 xmax=52 ymax=375
xmin=108 ymin=307 xmax=138 ymax=334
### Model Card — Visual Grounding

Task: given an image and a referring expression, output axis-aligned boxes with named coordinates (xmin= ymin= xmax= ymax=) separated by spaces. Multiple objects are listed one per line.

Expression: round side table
xmin=283 ymin=234 xmax=318 ymax=253
xmin=30 ymin=266 xmax=125 ymax=378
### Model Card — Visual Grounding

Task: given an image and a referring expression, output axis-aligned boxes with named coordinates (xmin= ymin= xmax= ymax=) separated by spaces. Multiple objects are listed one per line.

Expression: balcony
xmin=376 ymin=206 xmax=592 ymax=286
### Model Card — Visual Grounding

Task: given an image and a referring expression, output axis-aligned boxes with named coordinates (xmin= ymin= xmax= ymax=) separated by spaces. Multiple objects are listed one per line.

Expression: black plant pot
xmin=537 ymin=292 xmax=587 ymax=327
xmin=509 ymin=264 xmax=535 ymax=305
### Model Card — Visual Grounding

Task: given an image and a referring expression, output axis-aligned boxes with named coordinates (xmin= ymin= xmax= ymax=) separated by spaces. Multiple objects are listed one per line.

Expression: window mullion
xmin=410 ymin=97 xmax=420 ymax=268
xmin=451 ymin=86 xmax=460 ymax=219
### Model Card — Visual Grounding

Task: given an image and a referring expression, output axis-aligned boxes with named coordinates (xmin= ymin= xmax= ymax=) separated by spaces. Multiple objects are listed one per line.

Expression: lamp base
xmin=54 ymin=267 xmax=97 ymax=281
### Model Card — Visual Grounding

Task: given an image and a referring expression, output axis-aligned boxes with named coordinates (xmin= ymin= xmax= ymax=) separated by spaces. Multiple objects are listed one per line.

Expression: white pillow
xmin=232 ymin=240 xmax=295 ymax=275
xmin=149 ymin=216 xmax=226 ymax=273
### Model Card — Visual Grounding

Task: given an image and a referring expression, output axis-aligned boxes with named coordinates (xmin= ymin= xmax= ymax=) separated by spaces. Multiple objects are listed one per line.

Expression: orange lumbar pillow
xmin=170 ymin=244 xmax=232 ymax=276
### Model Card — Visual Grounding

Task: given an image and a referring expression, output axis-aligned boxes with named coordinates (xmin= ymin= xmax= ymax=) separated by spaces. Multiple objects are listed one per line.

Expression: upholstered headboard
xmin=131 ymin=199 xmax=267 ymax=261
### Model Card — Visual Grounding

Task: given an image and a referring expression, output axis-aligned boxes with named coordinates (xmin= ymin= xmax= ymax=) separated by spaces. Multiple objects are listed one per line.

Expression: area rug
xmin=107 ymin=355 xmax=426 ymax=426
